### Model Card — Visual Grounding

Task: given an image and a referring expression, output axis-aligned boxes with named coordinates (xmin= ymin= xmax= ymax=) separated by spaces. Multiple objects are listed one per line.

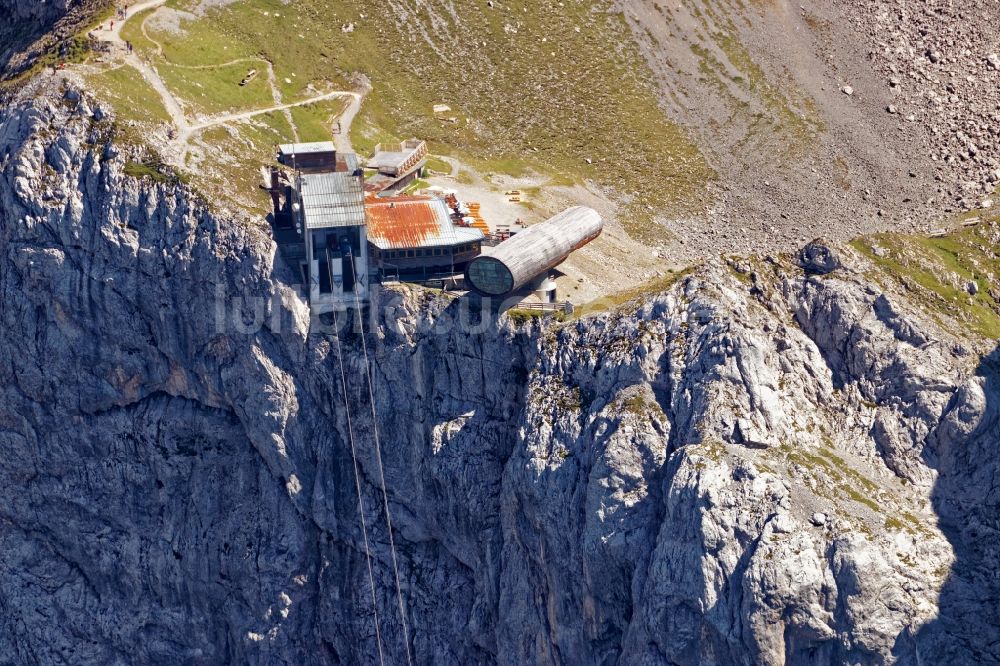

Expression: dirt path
xmin=109 ymin=0 xmax=166 ymax=43
xmin=128 ymin=51 xmax=190 ymax=133
xmin=129 ymin=3 xmax=296 ymax=138
xmin=89 ymin=0 xmax=363 ymax=159
xmin=130 ymin=11 xmax=299 ymax=142
xmin=436 ymin=155 xmax=461 ymax=177
xmin=92 ymin=0 xmax=187 ymax=135
xmin=333 ymin=93 xmax=361 ymax=155
xmin=183 ymin=91 xmax=360 ymax=138
xmin=138 ymin=5 xmax=165 ymax=58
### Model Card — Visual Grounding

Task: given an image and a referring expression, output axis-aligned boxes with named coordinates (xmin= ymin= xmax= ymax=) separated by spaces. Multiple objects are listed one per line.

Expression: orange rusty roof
xmin=365 ymin=196 xmax=484 ymax=250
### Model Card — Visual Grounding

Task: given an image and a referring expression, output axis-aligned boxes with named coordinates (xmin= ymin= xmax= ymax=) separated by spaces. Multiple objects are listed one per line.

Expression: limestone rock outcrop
xmin=1 ymin=81 xmax=998 ymax=664
xmin=0 ymin=0 xmax=71 ymax=29
xmin=1 ymin=0 xmax=96 ymax=79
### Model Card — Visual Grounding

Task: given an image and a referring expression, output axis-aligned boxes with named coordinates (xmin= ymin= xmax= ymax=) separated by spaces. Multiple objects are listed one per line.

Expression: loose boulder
xmin=798 ymin=238 xmax=842 ymax=275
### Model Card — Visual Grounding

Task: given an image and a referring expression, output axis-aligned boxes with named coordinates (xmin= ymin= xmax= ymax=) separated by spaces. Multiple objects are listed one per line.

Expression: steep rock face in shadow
xmin=0 ymin=0 xmax=71 ymax=23
xmin=1 ymin=0 xmax=68 ymax=73
xmin=0 ymin=0 xmax=108 ymax=80
xmin=0 ymin=82 xmax=996 ymax=665
xmin=916 ymin=350 xmax=1000 ymax=663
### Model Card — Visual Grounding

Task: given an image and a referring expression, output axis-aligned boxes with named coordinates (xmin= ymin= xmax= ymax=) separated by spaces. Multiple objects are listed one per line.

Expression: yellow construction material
xmin=467 ymin=202 xmax=489 ymax=234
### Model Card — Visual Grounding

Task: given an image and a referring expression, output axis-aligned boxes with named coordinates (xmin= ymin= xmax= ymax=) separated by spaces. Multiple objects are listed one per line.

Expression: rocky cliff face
xmin=0 ymin=0 xmax=71 ymax=29
xmin=2 ymin=81 xmax=999 ymax=664
xmin=0 ymin=0 xmax=102 ymax=80
xmin=1 ymin=0 xmax=67 ymax=68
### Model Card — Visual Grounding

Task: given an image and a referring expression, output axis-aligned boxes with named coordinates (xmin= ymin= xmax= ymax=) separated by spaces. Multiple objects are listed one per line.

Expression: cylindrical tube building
xmin=465 ymin=206 xmax=603 ymax=297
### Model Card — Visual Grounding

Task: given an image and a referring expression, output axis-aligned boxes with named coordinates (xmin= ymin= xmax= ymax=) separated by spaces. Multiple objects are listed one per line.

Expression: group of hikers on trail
xmin=107 ymin=4 xmax=130 ymax=30
xmin=50 ymin=3 xmax=136 ymax=71
xmin=113 ymin=5 xmax=134 ymax=52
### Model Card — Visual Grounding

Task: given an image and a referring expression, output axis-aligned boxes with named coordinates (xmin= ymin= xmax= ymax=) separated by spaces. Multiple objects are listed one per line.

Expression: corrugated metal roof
xmin=279 ymin=141 xmax=336 ymax=156
xmin=337 ymin=152 xmax=360 ymax=173
xmin=366 ymin=197 xmax=485 ymax=250
xmin=364 ymin=173 xmax=396 ymax=193
xmin=298 ymin=172 xmax=366 ymax=229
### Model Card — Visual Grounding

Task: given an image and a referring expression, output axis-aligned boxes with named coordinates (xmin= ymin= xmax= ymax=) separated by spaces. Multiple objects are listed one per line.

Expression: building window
xmin=407 ymin=250 xmax=415 ymax=258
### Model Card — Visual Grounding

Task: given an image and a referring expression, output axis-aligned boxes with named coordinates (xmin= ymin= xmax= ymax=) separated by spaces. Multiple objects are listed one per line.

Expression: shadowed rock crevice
xmin=914 ymin=347 xmax=1000 ymax=663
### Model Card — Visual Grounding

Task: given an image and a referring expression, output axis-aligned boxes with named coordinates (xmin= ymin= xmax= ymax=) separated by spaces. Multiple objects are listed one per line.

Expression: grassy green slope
xmin=88 ymin=65 xmax=171 ymax=124
xmin=158 ymin=61 xmax=275 ymax=116
xmin=128 ymin=0 xmax=713 ymax=239
xmin=852 ymin=213 xmax=1000 ymax=339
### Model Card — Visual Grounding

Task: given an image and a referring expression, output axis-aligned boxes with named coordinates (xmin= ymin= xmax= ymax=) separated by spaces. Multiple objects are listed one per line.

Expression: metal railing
xmin=376 ymin=266 xmax=466 ymax=291
xmin=512 ymin=301 xmax=574 ymax=315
